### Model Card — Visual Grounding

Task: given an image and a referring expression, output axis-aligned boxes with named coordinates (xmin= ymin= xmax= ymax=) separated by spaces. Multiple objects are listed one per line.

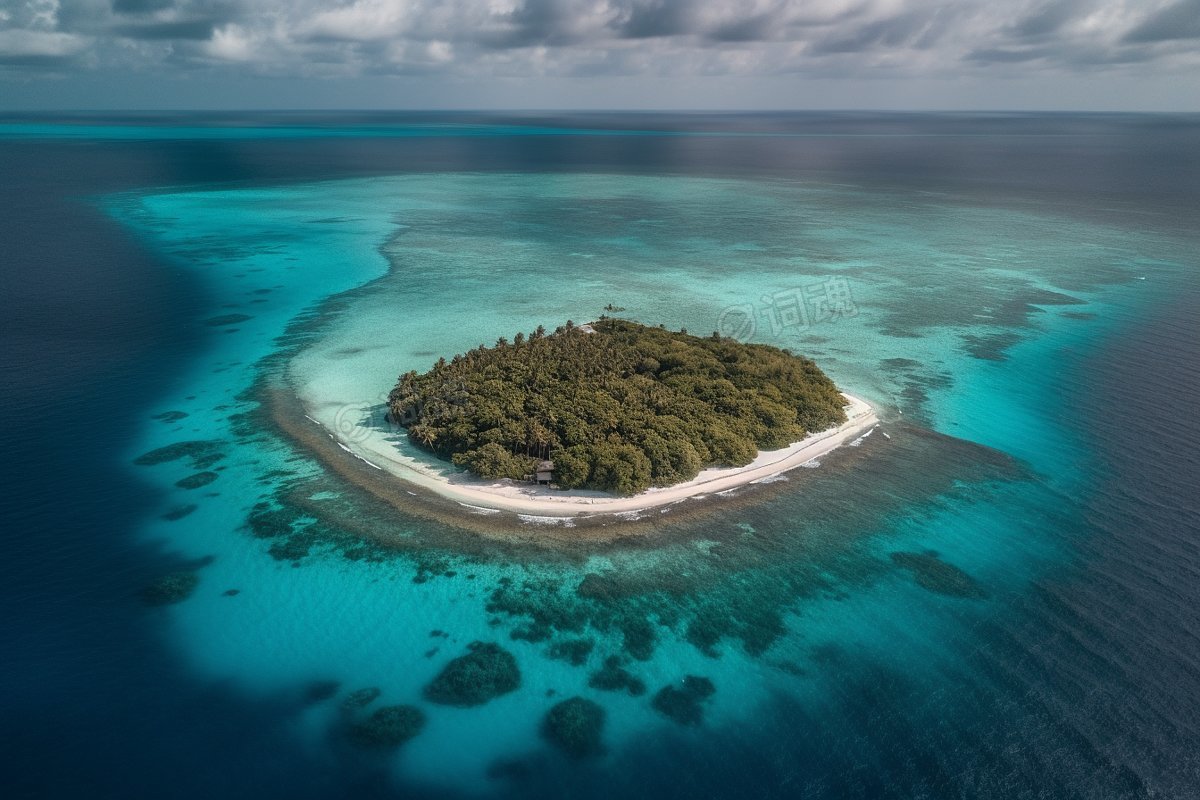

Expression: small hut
xmin=535 ymin=460 xmax=555 ymax=485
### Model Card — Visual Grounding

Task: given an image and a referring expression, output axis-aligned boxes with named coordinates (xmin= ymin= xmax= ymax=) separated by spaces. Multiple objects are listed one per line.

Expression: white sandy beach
xmin=301 ymin=390 xmax=878 ymax=519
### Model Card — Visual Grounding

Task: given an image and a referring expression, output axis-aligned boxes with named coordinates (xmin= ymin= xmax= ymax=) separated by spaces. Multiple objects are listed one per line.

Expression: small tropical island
xmin=385 ymin=318 xmax=868 ymax=503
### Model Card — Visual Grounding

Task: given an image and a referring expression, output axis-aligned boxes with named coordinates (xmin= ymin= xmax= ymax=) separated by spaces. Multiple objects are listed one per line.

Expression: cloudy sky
xmin=0 ymin=0 xmax=1197 ymax=109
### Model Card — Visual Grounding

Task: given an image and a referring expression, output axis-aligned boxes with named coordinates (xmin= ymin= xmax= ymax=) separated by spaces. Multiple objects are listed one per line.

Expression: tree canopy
xmin=387 ymin=318 xmax=846 ymax=495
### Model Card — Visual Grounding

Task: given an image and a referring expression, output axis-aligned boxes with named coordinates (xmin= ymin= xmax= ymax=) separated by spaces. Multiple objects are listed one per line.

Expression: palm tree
xmin=410 ymin=424 xmax=437 ymax=449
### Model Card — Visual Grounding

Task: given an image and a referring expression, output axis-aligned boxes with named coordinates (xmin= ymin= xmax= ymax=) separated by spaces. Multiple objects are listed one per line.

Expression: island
xmin=349 ymin=318 xmax=879 ymax=517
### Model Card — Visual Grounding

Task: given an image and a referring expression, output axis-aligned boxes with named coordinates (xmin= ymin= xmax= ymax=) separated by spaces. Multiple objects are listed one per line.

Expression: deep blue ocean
xmin=1 ymin=113 xmax=1198 ymax=799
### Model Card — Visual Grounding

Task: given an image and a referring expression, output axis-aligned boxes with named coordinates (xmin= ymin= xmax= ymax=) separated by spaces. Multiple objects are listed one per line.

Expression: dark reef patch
xmin=576 ymin=572 xmax=622 ymax=601
xmin=961 ymin=331 xmax=1024 ymax=362
xmin=176 ymin=471 xmax=219 ymax=490
xmin=488 ymin=574 xmax=661 ymax=660
xmin=152 ymin=410 xmax=190 ymax=423
xmin=619 ymin=616 xmax=657 ymax=661
xmin=247 ymin=502 xmax=300 ymax=539
xmin=346 ymin=705 xmax=426 ymax=749
xmin=306 ymin=680 xmax=340 ymax=704
xmin=134 ymin=440 xmax=224 ymax=470
xmin=547 ymin=637 xmax=595 ymax=666
xmin=588 ymin=656 xmax=646 ymax=696
xmin=890 ymin=551 xmax=986 ymax=598
xmin=541 ymin=697 xmax=605 ymax=758
xmin=341 ymin=687 xmax=381 ymax=711
xmin=161 ymin=504 xmax=198 ymax=521
xmin=652 ymin=676 xmax=715 ymax=727
xmin=684 ymin=595 xmax=786 ymax=658
xmin=204 ymin=313 xmax=253 ymax=327
xmin=487 ymin=757 xmax=534 ymax=782
xmin=267 ymin=529 xmax=317 ymax=562
xmin=141 ymin=571 xmax=200 ymax=606
xmin=424 ymin=642 xmax=520 ymax=707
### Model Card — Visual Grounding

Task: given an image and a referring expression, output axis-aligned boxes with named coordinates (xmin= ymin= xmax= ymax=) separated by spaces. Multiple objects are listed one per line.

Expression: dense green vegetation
xmin=387 ymin=318 xmax=846 ymax=495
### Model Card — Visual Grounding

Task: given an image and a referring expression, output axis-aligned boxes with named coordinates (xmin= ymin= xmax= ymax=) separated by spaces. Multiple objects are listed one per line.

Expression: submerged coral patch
xmin=588 ymin=656 xmax=646 ymax=696
xmin=204 ymin=313 xmax=253 ymax=327
xmin=176 ymin=471 xmax=219 ymax=490
xmin=890 ymin=551 xmax=986 ymax=598
xmin=652 ymin=676 xmax=716 ymax=727
xmin=161 ymin=504 xmax=198 ymax=521
xmin=341 ymin=687 xmax=381 ymax=711
xmin=346 ymin=705 xmax=426 ymax=748
xmin=423 ymin=642 xmax=521 ymax=707
xmin=305 ymin=680 xmax=340 ymax=704
xmin=134 ymin=440 xmax=224 ymax=470
xmin=547 ymin=637 xmax=595 ymax=666
xmin=541 ymin=697 xmax=606 ymax=758
xmin=141 ymin=571 xmax=200 ymax=606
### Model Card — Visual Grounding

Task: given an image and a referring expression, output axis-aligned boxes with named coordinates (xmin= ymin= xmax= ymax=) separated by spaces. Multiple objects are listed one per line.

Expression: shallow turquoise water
xmin=107 ymin=170 xmax=1189 ymax=793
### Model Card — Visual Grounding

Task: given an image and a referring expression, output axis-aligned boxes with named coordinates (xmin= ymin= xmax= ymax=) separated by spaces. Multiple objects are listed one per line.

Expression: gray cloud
xmin=1011 ymin=0 xmax=1090 ymax=39
xmin=111 ymin=18 xmax=216 ymax=39
xmin=1123 ymin=0 xmax=1200 ymax=43
xmin=111 ymin=0 xmax=175 ymax=13
xmin=0 ymin=0 xmax=1195 ymax=100
xmin=620 ymin=0 xmax=695 ymax=39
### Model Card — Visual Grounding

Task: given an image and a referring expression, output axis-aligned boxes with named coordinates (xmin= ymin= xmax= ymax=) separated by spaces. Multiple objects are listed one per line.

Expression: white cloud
xmin=203 ymin=23 xmax=257 ymax=61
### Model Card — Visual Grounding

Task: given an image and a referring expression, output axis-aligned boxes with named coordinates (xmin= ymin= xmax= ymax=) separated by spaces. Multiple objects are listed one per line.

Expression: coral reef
xmin=346 ymin=705 xmax=426 ymax=748
xmin=588 ymin=656 xmax=646 ymax=696
xmin=133 ymin=440 xmax=224 ymax=469
xmin=341 ymin=687 xmax=381 ymax=711
xmin=141 ymin=571 xmax=200 ymax=606
xmin=424 ymin=642 xmax=520 ymax=707
xmin=306 ymin=681 xmax=340 ymax=704
xmin=547 ymin=637 xmax=595 ymax=666
xmin=176 ymin=471 xmax=219 ymax=490
xmin=161 ymin=504 xmax=198 ymax=521
xmin=541 ymin=697 xmax=605 ymax=758
xmin=890 ymin=551 xmax=986 ymax=598
xmin=652 ymin=676 xmax=715 ymax=726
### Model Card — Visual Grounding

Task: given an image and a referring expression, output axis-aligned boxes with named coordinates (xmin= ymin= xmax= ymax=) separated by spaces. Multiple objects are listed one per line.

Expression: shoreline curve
xmin=299 ymin=390 xmax=878 ymax=520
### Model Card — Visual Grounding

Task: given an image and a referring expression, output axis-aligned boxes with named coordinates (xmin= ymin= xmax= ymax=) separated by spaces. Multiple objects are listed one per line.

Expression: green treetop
xmin=387 ymin=318 xmax=846 ymax=495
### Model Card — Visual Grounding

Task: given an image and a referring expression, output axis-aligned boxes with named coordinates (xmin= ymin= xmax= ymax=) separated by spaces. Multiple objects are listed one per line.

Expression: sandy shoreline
xmin=300 ymin=390 xmax=878 ymax=519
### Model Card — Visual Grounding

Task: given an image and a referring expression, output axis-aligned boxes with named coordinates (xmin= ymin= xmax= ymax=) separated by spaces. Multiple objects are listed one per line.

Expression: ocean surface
xmin=1 ymin=112 xmax=1198 ymax=799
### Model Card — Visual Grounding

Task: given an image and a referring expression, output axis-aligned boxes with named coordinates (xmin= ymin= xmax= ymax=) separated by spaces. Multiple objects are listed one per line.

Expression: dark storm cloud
xmin=619 ymin=0 xmax=695 ymax=39
xmin=111 ymin=0 xmax=175 ymax=13
xmin=707 ymin=13 xmax=776 ymax=43
xmin=1010 ymin=0 xmax=1089 ymax=39
xmin=967 ymin=47 xmax=1048 ymax=64
xmin=0 ymin=49 xmax=79 ymax=66
xmin=807 ymin=11 xmax=939 ymax=55
xmin=0 ymin=0 xmax=1196 ymax=94
xmin=111 ymin=18 xmax=216 ymax=39
xmin=1123 ymin=0 xmax=1200 ymax=43
xmin=482 ymin=0 xmax=581 ymax=48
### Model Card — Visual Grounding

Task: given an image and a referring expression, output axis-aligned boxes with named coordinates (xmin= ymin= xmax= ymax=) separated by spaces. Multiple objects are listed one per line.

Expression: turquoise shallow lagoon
xmin=6 ymin=114 xmax=1197 ymax=799
xmin=105 ymin=163 xmax=1192 ymax=794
